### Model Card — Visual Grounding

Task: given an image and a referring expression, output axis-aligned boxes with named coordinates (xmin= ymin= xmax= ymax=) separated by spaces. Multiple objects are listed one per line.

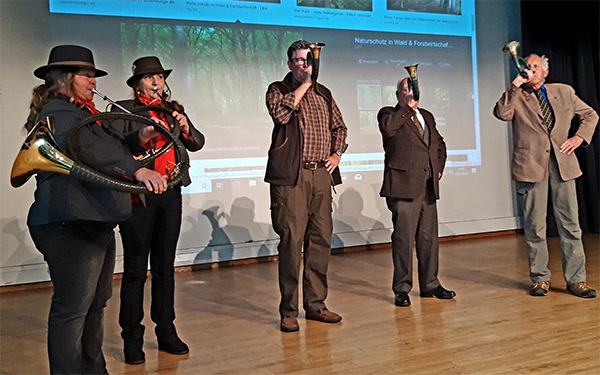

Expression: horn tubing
xmin=124 ymin=105 xmax=182 ymax=165
xmin=64 ymin=111 xmax=189 ymax=193
xmin=67 ymin=106 xmax=181 ymax=167
xmin=92 ymin=88 xmax=132 ymax=114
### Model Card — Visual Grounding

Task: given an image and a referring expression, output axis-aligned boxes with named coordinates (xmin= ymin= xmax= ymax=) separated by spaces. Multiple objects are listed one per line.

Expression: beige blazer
xmin=494 ymin=83 xmax=598 ymax=182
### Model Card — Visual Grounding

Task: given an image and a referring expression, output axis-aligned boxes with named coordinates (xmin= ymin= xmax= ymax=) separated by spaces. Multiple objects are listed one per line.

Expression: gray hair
xmin=396 ymin=77 xmax=409 ymax=92
xmin=527 ymin=54 xmax=549 ymax=71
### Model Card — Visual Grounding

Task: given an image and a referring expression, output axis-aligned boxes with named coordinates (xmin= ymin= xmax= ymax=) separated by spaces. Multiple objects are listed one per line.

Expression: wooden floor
xmin=1 ymin=233 xmax=599 ymax=374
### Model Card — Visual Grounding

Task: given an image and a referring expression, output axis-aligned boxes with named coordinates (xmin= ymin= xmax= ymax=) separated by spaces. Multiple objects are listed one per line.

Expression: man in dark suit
xmin=378 ymin=77 xmax=455 ymax=307
xmin=494 ymin=54 xmax=598 ymax=298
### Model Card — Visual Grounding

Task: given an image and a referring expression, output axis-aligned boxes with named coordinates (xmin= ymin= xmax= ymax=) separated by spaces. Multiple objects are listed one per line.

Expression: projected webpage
xmin=50 ymin=0 xmax=472 ymax=36
xmin=50 ymin=0 xmax=479 ymax=195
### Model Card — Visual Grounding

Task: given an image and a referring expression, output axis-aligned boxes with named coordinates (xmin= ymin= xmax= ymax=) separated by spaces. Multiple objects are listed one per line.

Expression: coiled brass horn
xmin=306 ymin=42 xmax=325 ymax=82
xmin=11 ymin=112 xmax=189 ymax=193
xmin=404 ymin=64 xmax=420 ymax=101
xmin=502 ymin=41 xmax=530 ymax=79
xmin=92 ymin=88 xmax=181 ymax=166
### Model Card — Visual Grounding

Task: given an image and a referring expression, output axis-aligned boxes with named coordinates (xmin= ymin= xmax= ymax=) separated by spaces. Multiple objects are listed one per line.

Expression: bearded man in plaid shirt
xmin=265 ymin=40 xmax=348 ymax=333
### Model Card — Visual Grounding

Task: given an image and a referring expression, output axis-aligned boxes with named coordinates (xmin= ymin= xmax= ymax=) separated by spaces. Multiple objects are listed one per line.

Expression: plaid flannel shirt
xmin=266 ymin=79 xmax=347 ymax=162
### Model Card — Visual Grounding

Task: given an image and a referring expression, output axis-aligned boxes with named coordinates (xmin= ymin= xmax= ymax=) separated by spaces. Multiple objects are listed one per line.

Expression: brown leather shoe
xmin=280 ymin=317 xmax=299 ymax=332
xmin=305 ymin=308 xmax=342 ymax=324
xmin=530 ymin=281 xmax=551 ymax=296
xmin=566 ymin=282 xmax=597 ymax=298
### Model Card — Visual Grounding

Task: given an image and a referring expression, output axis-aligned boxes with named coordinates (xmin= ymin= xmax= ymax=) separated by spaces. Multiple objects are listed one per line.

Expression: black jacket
xmin=28 ymin=96 xmax=143 ymax=226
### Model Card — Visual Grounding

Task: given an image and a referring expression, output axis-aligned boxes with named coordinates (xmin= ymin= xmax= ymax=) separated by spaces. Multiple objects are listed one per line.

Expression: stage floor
xmin=1 ymin=233 xmax=599 ymax=374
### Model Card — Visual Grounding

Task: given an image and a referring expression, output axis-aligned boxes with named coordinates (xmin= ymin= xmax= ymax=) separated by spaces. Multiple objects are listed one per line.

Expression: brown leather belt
xmin=302 ymin=161 xmax=327 ymax=170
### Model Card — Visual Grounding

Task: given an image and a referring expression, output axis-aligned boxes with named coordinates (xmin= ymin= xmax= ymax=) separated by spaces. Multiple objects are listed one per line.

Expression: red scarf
xmin=58 ymin=92 xmax=101 ymax=124
xmin=138 ymin=94 xmax=176 ymax=177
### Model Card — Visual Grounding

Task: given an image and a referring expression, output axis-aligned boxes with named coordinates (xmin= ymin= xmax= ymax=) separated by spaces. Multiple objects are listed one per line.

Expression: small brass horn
xmin=502 ymin=41 xmax=530 ymax=78
xmin=404 ymin=64 xmax=420 ymax=101
xmin=306 ymin=42 xmax=325 ymax=82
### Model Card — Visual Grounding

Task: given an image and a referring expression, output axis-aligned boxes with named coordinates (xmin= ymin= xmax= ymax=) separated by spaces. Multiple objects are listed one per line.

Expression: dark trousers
xmin=29 ymin=221 xmax=116 ymax=375
xmin=386 ymin=179 xmax=441 ymax=295
xmin=270 ymin=168 xmax=333 ymax=318
xmin=118 ymin=186 xmax=182 ymax=341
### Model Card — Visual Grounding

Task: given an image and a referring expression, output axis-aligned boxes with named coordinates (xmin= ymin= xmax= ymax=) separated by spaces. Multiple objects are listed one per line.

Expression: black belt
xmin=302 ymin=161 xmax=326 ymax=170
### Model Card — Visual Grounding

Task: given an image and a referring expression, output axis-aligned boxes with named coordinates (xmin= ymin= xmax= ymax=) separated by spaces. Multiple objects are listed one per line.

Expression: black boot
xmin=156 ymin=324 xmax=189 ymax=355
xmin=122 ymin=327 xmax=145 ymax=365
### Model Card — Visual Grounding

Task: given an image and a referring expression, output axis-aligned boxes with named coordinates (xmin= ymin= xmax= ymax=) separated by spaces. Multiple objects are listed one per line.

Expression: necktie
xmin=535 ymin=88 xmax=555 ymax=132
xmin=412 ymin=115 xmax=424 ymax=138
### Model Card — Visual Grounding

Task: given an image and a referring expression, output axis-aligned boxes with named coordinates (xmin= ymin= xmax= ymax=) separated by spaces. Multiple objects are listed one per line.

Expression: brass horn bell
xmin=306 ymin=42 xmax=325 ymax=82
xmin=11 ymin=117 xmax=72 ymax=188
xmin=502 ymin=41 xmax=530 ymax=78
xmin=404 ymin=64 xmax=420 ymax=101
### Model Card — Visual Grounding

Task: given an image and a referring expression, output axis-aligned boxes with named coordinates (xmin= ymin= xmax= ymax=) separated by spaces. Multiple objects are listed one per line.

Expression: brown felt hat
xmin=126 ymin=56 xmax=172 ymax=87
xmin=34 ymin=45 xmax=107 ymax=79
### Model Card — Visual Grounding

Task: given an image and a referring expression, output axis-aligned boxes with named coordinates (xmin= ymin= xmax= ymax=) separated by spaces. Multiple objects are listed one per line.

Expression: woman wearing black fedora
xmin=109 ymin=56 xmax=205 ymax=364
xmin=25 ymin=45 xmax=167 ymax=374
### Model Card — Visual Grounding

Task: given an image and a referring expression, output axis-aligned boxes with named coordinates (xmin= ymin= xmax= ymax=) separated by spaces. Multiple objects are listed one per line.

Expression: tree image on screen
xmin=121 ymin=23 xmax=302 ymax=157
xmin=297 ymin=0 xmax=373 ymax=11
xmin=387 ymin=0 xmax=461 ymax=15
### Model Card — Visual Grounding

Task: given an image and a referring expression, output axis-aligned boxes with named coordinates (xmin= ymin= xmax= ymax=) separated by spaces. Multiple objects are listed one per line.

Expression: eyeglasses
xmin=291 ymin=58 xmax=309 ymax=65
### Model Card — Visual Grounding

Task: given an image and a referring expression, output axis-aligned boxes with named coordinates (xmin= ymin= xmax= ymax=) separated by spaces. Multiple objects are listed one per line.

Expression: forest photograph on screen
xmin=387 ymin=0 xmax=461 ymax=15
xmin=297 ymin=0 xmax=373 ymax=11
xmin=120 ymin=22 xmax=302 ymax=158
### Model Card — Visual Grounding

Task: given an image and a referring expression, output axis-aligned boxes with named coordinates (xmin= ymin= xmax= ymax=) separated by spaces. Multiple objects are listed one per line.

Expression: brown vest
xmin=264 ymin=73 xmax=341 ymax=186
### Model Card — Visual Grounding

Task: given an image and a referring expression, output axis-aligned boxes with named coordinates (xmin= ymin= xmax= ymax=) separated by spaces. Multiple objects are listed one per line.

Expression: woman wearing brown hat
xmin=25 ymin=45 xmax=167 ymax=374
xmin=109 ymin=56 xmax=205 ymax=365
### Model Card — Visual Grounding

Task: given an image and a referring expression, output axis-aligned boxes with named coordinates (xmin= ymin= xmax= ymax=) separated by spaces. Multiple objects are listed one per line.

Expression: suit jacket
xmin=493 ymin=83 xmax=598 ymax=183
xmin=28 ymin=96 xmax=143 ymax=226
xmin=109 ymin=99 xmax=205 ymax=186
xmin=378 ymin=104 xmax=447 ymax=200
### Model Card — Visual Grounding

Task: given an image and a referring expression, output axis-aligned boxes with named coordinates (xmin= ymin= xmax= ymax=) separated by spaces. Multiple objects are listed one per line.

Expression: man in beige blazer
xmin=494 ymin=54 xmax=598 ymax=298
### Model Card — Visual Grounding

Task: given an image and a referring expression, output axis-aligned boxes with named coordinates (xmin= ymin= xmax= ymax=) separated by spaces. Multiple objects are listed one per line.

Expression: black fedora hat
xmin=34 ymin=45 xmax=107 ymax=79
xmin=126 ymin=56 xmax=172 ymax=87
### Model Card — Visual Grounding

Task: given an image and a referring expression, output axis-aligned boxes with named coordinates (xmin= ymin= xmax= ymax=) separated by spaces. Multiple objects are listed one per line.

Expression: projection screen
xmin=0 ymin=0 xmax=522 ymax=285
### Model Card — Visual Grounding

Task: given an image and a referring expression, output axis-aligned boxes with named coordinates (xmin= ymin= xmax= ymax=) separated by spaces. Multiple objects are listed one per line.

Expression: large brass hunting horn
xmin=404 ymin=64 xmax=420 ymax=101
xmin=11 ymin=112 xmax=189 ymax=193
xmin=502 ymin=41 xmax=530 ymax=79
xmin=93 ymin=88 xmax=180 ymax=165
xmin=306 ymin=42 xmax=325 ymax=81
